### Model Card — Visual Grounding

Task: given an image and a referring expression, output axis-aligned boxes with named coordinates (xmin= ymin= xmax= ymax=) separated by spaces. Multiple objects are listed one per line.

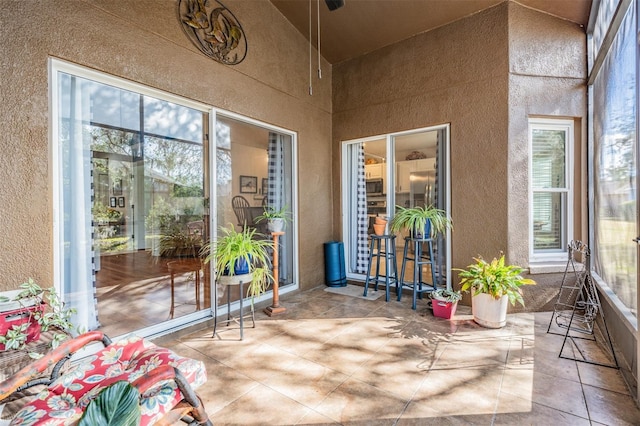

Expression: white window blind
xmin=529 ymin=120 xmax=573 ymax=260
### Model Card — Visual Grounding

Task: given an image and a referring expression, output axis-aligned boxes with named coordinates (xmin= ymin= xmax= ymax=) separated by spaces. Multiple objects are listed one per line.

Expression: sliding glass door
xmin=52 ymin=59 xmax=298 ymax=339
xmin=214 ymin=113 xmax=296 ymax=309
xmin=342 ymin=125 xmax=451 ymax=287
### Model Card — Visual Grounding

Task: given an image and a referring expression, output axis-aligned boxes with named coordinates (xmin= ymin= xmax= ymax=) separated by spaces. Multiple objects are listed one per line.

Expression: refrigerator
xmin=409 ymin=171 xmax=434 ymax=207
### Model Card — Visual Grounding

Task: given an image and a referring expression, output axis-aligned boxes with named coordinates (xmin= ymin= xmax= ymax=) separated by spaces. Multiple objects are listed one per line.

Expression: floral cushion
xmin=10 ymin=335 xmax=207 ymax=425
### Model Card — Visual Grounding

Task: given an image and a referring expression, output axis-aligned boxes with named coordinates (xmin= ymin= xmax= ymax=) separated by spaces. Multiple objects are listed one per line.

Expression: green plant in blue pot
xmin=201 ymin=224 xmax=274 ymax=300
xmin=389 ymin=205 xmax=452 ymax=239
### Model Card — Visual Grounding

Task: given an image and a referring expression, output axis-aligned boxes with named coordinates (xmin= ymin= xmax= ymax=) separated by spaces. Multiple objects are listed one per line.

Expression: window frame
xmin=528 ymin=117 xmax=574 ymax=263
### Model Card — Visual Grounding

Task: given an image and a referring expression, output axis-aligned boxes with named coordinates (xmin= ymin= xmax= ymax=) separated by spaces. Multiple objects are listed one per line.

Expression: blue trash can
xmin=324 ymin=241 xmax=347 ymax=287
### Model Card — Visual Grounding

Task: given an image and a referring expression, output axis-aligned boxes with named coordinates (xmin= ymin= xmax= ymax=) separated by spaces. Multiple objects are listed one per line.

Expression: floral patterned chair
xmin=0 ymin=331 xmax=211 ymax=425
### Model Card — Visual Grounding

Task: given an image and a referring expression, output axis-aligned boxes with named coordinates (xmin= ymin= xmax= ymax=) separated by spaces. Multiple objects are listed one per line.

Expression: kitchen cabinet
xmin=395 ymin=158 xmax=436 ymax=193
xmin=365 ymin=163 xmax=388 ymax=194
xmin=365 ymin=163 xmax=383 ymax=179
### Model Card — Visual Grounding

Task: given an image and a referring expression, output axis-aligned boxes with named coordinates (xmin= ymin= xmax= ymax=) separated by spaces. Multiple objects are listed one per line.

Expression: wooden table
xmin=167 ymin=259 xmax=202 ymax=319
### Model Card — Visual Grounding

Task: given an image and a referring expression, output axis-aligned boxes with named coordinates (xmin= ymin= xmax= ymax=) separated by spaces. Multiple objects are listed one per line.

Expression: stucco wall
xmin=333 ymin=4 xmax=511 ymax=275
xmin=0 ymin=0 xmax=333 ymax=291
xmin=506 ymin=3 xmax=587 ymax=312
xmin=332 ymin=2 xmax=589 ymax=312
xmin=507 ymin=2 xmax=587 ymax=266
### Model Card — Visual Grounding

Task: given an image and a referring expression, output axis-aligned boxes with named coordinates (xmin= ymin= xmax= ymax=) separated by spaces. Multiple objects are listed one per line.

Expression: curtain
xmin=267 ymin=132 xmax=287 ymax=280
xmin=355 ymin=143 xmax=369 ymax=274
xmin=61 ymin=74 xmax=99 ymax=331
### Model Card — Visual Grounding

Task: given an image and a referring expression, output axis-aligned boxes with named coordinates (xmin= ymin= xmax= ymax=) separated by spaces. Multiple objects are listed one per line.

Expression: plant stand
xmin=214 ymin=273 xmax=255 ymax=340
xmin=265 ymin=231 xmax=286 ymax=316
xmin=546 ymin=240 xmax=618 ymax=369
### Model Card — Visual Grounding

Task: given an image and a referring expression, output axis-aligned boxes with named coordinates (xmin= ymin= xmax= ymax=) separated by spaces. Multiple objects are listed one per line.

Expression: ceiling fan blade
xmin=324 ymin=0 xmax=344 ymax=11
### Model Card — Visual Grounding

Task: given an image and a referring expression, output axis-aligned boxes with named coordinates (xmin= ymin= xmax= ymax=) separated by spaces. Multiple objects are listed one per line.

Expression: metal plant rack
xmin=546 ymin=240 xmax=618 ymax=369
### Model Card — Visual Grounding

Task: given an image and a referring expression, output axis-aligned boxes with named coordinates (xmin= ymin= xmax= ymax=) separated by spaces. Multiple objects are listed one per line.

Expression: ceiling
xmin=270 ymin=0 xmax=592 ymax=64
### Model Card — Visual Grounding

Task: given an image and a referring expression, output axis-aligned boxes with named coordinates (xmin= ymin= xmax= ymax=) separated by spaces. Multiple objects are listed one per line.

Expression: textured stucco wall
xmin=0 ymin=0 xmax=333 ymax=291
xmin=506 ymin=3 xmax=587 ymax=314
xmin=507 ymin=2 xmax=587 ymax=267
xmin=332 ymin=2 xmax=589 ymax=312
xmin=333 ymin=4 xmax=511 ymax=276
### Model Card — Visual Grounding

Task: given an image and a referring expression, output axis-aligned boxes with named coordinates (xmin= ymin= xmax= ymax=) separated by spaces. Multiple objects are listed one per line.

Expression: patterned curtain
xmin=355 ymin=143 xmax=369 ymax=274
xmin=267 ymin=132 xmax=285 ymax=210
xmin=267 ymin=132 xmax=287 ymax=279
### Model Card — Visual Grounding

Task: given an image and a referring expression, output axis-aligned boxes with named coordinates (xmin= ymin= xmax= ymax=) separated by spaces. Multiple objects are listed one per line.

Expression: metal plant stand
xmin=547 ymin=240 xmax=618 ymax=368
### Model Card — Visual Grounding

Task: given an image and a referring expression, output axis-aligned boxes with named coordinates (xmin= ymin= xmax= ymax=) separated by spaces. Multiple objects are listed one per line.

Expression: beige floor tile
xmin=530 ymin=371 xmax=588 ymax=418
xmin=577 ymin=362 xmax=629 ymax=395
xmin=262 ymin=356 xmax=349 ymax=408
xmin=210 ymin=384 xmax=314 ymax=425
xmin=431 ymin=337 xmax=511 ymax=370
xmin=500 ymin=368 xmax=535 ymax=401
xmin=493 ymin=397 xmax=591 ymax=425
xmin=295 ymin=409 xmax=341 ymax=425
xmin=529 ymin=343 xmax=581 ymax=382
xmin=302 ymin=339 xmax=378 ymax=376
xmin=583 ymin=384 xmax=640 ymax=425
xmin=221 ymin=342 xmax=306 ymax=382
xmin=143 ymin=285 xmax=640 ymax=425
xmin=313 ymin=377 xmax=409 ymax=423
xmin=411 ymin=368 xmax=503 ymax=416
xmin=350 ymin=355 xmax=429 ymax=400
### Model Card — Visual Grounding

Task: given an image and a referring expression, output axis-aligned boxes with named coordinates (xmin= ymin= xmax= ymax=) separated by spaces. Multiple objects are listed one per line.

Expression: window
xmin=529 ymin=118 xmax=573 ymax=261
xmin=591 ymin=2 xmax=637 ymax=316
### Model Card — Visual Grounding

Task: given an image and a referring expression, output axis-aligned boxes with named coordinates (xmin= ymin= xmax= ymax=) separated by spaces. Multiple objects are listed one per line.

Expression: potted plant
xmin=0 ymin=278 xmax=76 ymax=353
xmin=389 ymin=205 xmax=452 ymax=239
xmin=159 ymin=230 xmax=202 ymax=258
xmin=373 ymin=215 xmax=388 ymax=236
xmin=457 ymin=254 xmax=536 ymax=328
xmin=429 ymin=288 xmax=462 ymax=319
xmin=255 ymin=205 xmax=292 ymax=233
xmin=201 ymin=224 xmax=274 ymax=301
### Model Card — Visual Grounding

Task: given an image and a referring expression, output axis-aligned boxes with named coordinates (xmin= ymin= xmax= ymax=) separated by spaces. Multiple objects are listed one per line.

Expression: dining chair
xmin=232 ymin=195 xmax=251 ymax=228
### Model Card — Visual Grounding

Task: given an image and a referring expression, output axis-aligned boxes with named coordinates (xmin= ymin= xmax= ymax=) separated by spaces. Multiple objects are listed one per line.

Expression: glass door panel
xmin=55 ymin=68 xmax=209 ymax=338
xmin=214 ymin=114 xmax=295 ymax=308
xmin=343 ymin=127 xmax=450 ymax=288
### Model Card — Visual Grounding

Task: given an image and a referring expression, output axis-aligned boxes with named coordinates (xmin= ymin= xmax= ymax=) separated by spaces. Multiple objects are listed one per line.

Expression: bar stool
xmin=213 ymin=273 xmax=256 ymax=340
xmin=400 ymin=236 xmax=438 ymax=309
xmin=363 ymin=234 xmax=399 ymax=302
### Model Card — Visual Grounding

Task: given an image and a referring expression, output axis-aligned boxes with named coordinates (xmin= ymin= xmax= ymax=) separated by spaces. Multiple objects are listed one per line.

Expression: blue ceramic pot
xmin=411 ymin=219 xmax=432 ymax=239
xmin=224 ymin=256 xmax=251 ymax=275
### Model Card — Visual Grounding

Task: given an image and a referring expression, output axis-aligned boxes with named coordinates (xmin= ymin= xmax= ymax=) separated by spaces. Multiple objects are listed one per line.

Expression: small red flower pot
xmin=432 ymin=300 xmax=457 ymax=319
xmin=0 ymin=304 xmax=44 ymax=350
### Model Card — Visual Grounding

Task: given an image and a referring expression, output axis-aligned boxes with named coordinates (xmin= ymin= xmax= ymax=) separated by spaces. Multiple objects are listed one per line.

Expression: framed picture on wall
xmin=109 ymin=197 xmax=117 ymax=208
xmin=261 ymin=178 xmax=268 ymax=195
xmin=240 ymin=175 xmax=257 ymax=194
xmin=118 ymin=197 xmax=125 ymax=208
xmin=113 ymin=179 xmax=122 ymax=195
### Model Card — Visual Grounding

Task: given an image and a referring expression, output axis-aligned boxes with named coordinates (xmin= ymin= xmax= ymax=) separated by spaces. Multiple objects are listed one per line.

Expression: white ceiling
xmin=270 ymin=0 xmax=592 ymax=64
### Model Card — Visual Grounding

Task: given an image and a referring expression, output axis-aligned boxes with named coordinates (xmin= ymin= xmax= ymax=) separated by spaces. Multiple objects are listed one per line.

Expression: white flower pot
xmin=471 ymin=293 xmax=509 ymax=328
xmin=267 ymin=218 xmax=285 ymax=233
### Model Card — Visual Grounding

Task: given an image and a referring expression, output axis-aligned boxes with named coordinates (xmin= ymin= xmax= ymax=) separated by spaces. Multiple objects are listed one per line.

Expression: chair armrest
xmin=0 ymin=330 xmax=112 ymax=401
xmin=131 ymin=364 xmax=211 ymax=426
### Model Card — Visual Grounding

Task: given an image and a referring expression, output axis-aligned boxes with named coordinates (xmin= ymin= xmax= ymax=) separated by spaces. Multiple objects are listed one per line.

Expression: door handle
xmin=634 ymin=237 xmax=640 ymax=244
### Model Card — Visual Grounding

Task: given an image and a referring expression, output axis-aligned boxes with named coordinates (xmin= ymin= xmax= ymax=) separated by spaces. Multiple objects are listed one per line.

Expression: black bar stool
xmin=400 ymin=236 xmax=438 ymax=309
xmin=363 ymin=234 xmax=399 ymax=302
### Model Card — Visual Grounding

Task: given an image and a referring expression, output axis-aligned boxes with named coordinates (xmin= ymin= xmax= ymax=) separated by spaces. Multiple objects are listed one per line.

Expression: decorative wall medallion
xmin=177 ymin=0 xmax=247 ymax=65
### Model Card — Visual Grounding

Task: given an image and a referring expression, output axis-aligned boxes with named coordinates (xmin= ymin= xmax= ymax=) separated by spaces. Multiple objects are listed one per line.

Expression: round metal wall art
xmin=177 ymin=0 xmax=247 ymax=65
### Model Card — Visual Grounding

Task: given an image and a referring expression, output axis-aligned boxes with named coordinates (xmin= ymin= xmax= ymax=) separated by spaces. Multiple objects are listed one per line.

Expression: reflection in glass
xmin=592 ymin=6 xmax=636 ymax=315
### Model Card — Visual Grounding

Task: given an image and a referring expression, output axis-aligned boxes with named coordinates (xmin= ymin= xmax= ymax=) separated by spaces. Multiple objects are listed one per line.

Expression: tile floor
xmin=159 ymin=284 xmax=640 ymax=425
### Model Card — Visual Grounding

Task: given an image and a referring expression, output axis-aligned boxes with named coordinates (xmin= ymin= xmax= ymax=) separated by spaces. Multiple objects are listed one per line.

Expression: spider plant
xmin=201 ymin=224 xmax=274 ymax=300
